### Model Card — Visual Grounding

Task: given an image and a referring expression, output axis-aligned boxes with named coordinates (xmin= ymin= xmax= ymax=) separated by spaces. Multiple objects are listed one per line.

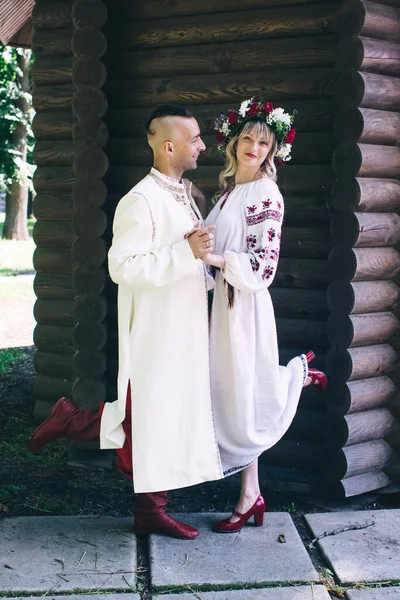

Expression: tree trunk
xmin=2 ymin=51 xmax=31 ymax=241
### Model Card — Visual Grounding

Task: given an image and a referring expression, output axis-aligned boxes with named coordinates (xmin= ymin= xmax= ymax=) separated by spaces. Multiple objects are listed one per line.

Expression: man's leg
xmin=28 ymin=398 xmax=102 ymax=452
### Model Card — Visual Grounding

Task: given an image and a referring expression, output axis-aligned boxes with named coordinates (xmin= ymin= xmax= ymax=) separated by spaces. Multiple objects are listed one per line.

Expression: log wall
xmin=104 ymin=0 xmax=339 ymax=491
xmin=326 ymin=0 xmax=400 ymax=497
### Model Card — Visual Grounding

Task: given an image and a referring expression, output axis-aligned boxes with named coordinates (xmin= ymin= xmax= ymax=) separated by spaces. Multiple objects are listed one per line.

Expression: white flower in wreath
xmin=221 ymin=121 xmax=230 ymax=135
xmin=276 ymin=143 xmax=292 ymax=161
xmin=239 ymin=99 xmax=252 ymax=117
xmin=268 ymin=107 xmax=292 ymax=126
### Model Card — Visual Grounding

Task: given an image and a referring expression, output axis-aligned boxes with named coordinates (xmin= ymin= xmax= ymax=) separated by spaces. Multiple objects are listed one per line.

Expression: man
xmin=28 ymin=104 xmax=223 ymax=539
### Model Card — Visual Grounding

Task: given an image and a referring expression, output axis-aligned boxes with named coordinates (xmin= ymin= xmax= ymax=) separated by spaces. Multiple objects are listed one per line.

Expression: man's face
xmin=170 ymin=117 xmax=206 ymax=172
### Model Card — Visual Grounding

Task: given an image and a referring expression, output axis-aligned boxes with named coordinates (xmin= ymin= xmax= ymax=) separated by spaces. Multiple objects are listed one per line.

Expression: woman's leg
xmin=229 ymin=459 xmax=261 ymax=523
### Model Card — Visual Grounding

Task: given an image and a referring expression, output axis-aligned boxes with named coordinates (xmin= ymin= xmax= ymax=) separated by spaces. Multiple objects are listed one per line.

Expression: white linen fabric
xmin=205 ymin=177 xmax=307 ymax=476
xmin=101 ymin=168 xmax=223 ymax=493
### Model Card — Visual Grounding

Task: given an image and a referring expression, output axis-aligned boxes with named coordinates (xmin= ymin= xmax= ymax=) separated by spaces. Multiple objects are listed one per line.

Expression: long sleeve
xmin=222 ymin=180 xmax=284 ymax=293
xmin=108 ymin=192 xmax=198 ymax=288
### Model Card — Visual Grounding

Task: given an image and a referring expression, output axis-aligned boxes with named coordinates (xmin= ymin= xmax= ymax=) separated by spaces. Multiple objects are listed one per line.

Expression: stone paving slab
xmin=0 ymin=516 xmax=137 ymax=593
xmin=305 ymin=510 xmax=400 ymax=584
xmin=12 ymin=596 xmax=139 ymax=600
xmin=153 ymin=586 xmax=330 ymax=599
xmin=346 ymin=588 xmax=400 ymax=599
xmin=150 ymin=513 xmax=318 ymax=588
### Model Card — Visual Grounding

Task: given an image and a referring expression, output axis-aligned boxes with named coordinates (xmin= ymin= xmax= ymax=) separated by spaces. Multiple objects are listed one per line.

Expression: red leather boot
xmin=28 ymin=397 xmax=101 ymax=452
xmin=135 ymin=491 xmax=199 ymax=540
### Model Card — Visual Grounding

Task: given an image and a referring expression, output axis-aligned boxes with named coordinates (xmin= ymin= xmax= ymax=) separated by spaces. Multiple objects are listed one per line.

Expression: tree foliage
xmin=0 ymin=44 xmax=35 ymax=192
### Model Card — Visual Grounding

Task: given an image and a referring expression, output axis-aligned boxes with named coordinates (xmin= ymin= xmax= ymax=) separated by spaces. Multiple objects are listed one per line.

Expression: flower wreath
xmin=214 ymin=98 xmax=296 ymax=165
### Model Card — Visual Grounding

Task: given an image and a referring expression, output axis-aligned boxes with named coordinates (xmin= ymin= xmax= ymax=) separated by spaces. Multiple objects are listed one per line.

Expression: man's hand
xmin=187 ymin=225 xmax=215 ymax=259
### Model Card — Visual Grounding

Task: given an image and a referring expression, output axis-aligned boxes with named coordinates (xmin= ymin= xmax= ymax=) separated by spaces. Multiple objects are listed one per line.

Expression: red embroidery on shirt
xmin=247 ymin=205 xmax=257 ymax=214
xmin=267 ymin=227 xmax=276 ymax=242
xmin=247 ymin=210 xmax=282 ymax=227
xmin=262 ymin=266 xmax=274 ymax=280
xmin=250 ymin=256 xmax=260 ymax=272
xmin=262 ymin=199 xmax=272 ymax=208
xmin=255 ymin=248 xmax=268 ymax=260
xmin=270 ymin=248 xmax=279 ymax=260
xmin=246 ymin=234 xmax=257 ymax=249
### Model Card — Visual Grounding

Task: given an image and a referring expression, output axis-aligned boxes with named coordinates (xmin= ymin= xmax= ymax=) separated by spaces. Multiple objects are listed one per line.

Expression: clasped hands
xmin=185 ymin=221 xmax=225 ymax=269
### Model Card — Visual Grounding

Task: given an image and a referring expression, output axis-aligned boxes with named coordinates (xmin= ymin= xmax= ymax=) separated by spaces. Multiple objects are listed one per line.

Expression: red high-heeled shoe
xmin=305 ymin=350 xmax=316 ymax=364
xmin=213 ymin=494 xmax=266 ymax=533
xmin=308 ymin=368 xmax=327 ymax=392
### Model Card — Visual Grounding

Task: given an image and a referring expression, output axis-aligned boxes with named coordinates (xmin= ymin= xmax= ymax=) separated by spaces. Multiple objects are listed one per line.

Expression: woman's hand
xmin=202 ymin=253 xmax=225 ymax=269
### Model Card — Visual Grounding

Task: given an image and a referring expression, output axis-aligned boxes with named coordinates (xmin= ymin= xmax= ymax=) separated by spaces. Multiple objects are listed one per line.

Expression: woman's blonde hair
xmin=218 ymin=120 xmax=278 ymax=196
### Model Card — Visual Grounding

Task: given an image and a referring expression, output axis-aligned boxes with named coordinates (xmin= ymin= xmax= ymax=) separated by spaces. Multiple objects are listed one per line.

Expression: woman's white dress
xmin=205 ymin=177 xmax=308 ymax=476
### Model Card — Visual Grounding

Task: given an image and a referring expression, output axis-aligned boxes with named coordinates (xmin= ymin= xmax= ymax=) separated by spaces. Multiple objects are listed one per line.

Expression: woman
xmin=203 ymin=99 xmax=326 ymax=533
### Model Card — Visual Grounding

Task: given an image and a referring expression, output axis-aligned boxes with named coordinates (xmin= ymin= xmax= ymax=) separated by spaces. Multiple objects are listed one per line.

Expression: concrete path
xmin=1 ymin=511 xmax=400 ymax=599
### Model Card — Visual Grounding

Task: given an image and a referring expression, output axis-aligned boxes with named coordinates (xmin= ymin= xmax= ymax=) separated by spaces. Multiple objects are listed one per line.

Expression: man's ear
xmin=164 ymin=141 xmax=173 ymax=155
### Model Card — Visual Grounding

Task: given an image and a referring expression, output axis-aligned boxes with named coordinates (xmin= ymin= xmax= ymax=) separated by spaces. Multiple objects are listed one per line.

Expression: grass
xmin=0 ymin=212 xmax=35 ymax=276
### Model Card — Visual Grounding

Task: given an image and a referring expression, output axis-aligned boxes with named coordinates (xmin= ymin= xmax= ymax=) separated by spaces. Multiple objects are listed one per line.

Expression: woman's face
xmin=236 ymin=127 xmax=271 ymax=170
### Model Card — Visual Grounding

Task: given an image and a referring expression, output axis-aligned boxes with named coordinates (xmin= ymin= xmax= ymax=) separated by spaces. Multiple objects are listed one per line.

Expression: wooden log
xmin=72 ymin=0 xmax=107 ymax=28
xmin=331 ymin=470 xmax=393 ymax=498
xmin=337 ymin=35 xmax=400 ymax=76
xmin=34 ymin=323 xmax=74 ymax=355
xmin=328 ymin=439 xmax=396 ymax=479
xmin=34 ymin=298 xmax=74 ymax=326
xmin=331 ymin=212 xmax=400 ymax=248
xmin=106 ymin=165 xmax=334 ymax=196
xmin=327 ymin=280 xmax=400 ymax=315
xmin=107 ymin=68 xmax=335 ymax=109
xmin=72 ymin=265 xmax=106 ymax=295
xmin=73 ymin=147 xmax=108 ymax=178
xmin=73 ymin=292 xmax=107 ymax=322
xmin=276 ymin=318 xmax=327 ymax=348
xmin=33 ymin=194 xmax=72 ymax=221
xmin=333 ymin=142 xmax=400 ymax=179
xmin=332 ymin=177 xmax=400 ymax=212
xmin=327 ymin=376 xmax=397 ymax=415
xmin=326 ymin=407 xmax=397 ymax=446
xmin=274 ymin=258 xmax=330 ymax=290
xmin=326 ymin=344 xmax=398 ymax=381
xmin=34 ymin=141 xmax=73 ymax=167
xmin=32 ymin=29 xmax=72 ymax=59
xmin=32 ymin=111 xmax=73 ymax=141
xmin=334 ymin=107 xmax=400 ymax=145
xmin=72 ymin=26 xmax=107 ymax=58
xmin=34 ymin=376 xmax=73 ymax=414
xmin=72 ymin=206 xmax=107 ymax=238
xmin=284 ymin=410 xmax=328 ymax=443
xmin=32 ymin=2 xmax=72 ymax=30
xmin=33 ymin=167 xmax=75 ymax=193
xmin=107 ymin=5 xmax=337 ymax=50
xmin=33 ymin=84 xmax=74 ymax=112
xmin=34 ymin=351 xmax=74 ymax=378
xmin=73 ymin=321 xmax=107 ymax=351
xmin=72 ymin=57 xmax=107 ymax=89
xmin=73 ymin=177 xmax=107 ymax=207
xmin=262 ymin=439 xmax=326 ymax=471
xmin=33 ymin=220 xmax=74 ymax=248
xmin=73 ymin=117 xmax=108 ymax=148
xmin=270 ymin=288 xmax=328 ymax=319
xmin=72 ymin=88 xmax=107 ymax=119
xmin=72 ymin=349 xmax=107 ymax=378
xmin=335 ymin=1 xmax=400 ymax=42
xmin=109 ymin=0 xmax=334 ymax=21
xmin=328 ymin=247 xmax=400 ymax=281
xmin=72 ymin=377 xmax=107 ymax=407
xmin=335 ymin=70 xmax=400 ymax=111
xmin=106 ymin=35 xmax=336 ymax=80
xmin=327 ymin=311 xmax=400 ymax=348
xmin=33 ymin=247 xmax=72 ymax=274
xmin=34 ymin=273 xmax=73 ymax=299
xmin=280 ymin=227 xmax=331 ymax=259
xmin=71 ymin=237 xmax=107 ymax=267
xmin=106 ymin=100 xmax=335 ymax=137
xmin=32 ymin=57 xmax=72 ymax=86
xmin=281 ymin=195 xmax=331 ymax=225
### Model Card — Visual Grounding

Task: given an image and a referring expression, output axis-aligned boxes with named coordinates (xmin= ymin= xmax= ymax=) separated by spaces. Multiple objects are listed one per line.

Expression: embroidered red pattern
xmin=262 ymin=266 xmax=274 ymax=280
xmin=267 ymin=227 xmax=276 ymax=242
xmin=247 ymin=205 xmax=257 ymax=214
xmin=250 ymin=256 xmax=260 ymax=272
xmin=270 ymin=248 xmax=279 ymax=260
xmin=247 ymin=209 xmax=282 ymax=227
xmin=246 ymin=234 xmax=257 ymax=249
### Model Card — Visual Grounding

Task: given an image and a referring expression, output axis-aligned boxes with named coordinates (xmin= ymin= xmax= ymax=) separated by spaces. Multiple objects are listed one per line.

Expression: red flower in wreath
xmin=247 ymin=101 xmax=260 ymax=117
xmin=285 ymin=128 xmax=296 ymax=144
xmin=228 ymin=110 xmax=238 ymax=125
xmin=216 ymin=130 xmax=226 ymax=144
xmin=275 ymin=158 xmax=285 ymax=167
xmin=263 ymin=102 xmax=273 ymax=113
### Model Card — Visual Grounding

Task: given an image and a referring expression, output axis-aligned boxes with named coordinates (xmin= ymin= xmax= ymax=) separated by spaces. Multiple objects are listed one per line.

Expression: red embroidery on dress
xmin=277 ymin=201 xmax=282 ymax=210
xmin=262 ymin=266 xmax=274 ymax=280
xmin=255 ymin=248 xmax=268 ymax=260
xmin=247 ymin=205 xmax=257 ymax=214
xmin=262 ymin=199 xmax=272 ymax=208
xmin=247 ymin=209 xmax=282 ymax=227
xmin=270 ymin=248 xmax=279 ymax=260
xmin=250 ymin=256 xmax=260 ymax=272
xmin=267 ymin=228 xmax=276 ymax=242
xmin=246 ymin=234 xmax=257 ymax=249
xmin=220 ymin=184 xmax=235 ymax=210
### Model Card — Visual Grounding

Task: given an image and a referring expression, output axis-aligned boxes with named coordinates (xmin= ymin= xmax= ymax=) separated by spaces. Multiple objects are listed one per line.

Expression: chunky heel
xmin=213 ymin=494 xmax=266 ymax=533
xmin=254 ymin=507 xmax=265 ymax=527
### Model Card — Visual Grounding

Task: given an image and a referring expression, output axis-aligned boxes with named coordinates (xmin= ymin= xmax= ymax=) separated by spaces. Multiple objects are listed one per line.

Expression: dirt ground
xmin=1 ymin=348 xmax=399 ymax=524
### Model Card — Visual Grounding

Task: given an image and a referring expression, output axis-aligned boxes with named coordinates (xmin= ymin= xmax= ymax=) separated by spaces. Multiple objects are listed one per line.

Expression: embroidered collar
xmin=150 ymin=167 xmax=185 ymax=193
